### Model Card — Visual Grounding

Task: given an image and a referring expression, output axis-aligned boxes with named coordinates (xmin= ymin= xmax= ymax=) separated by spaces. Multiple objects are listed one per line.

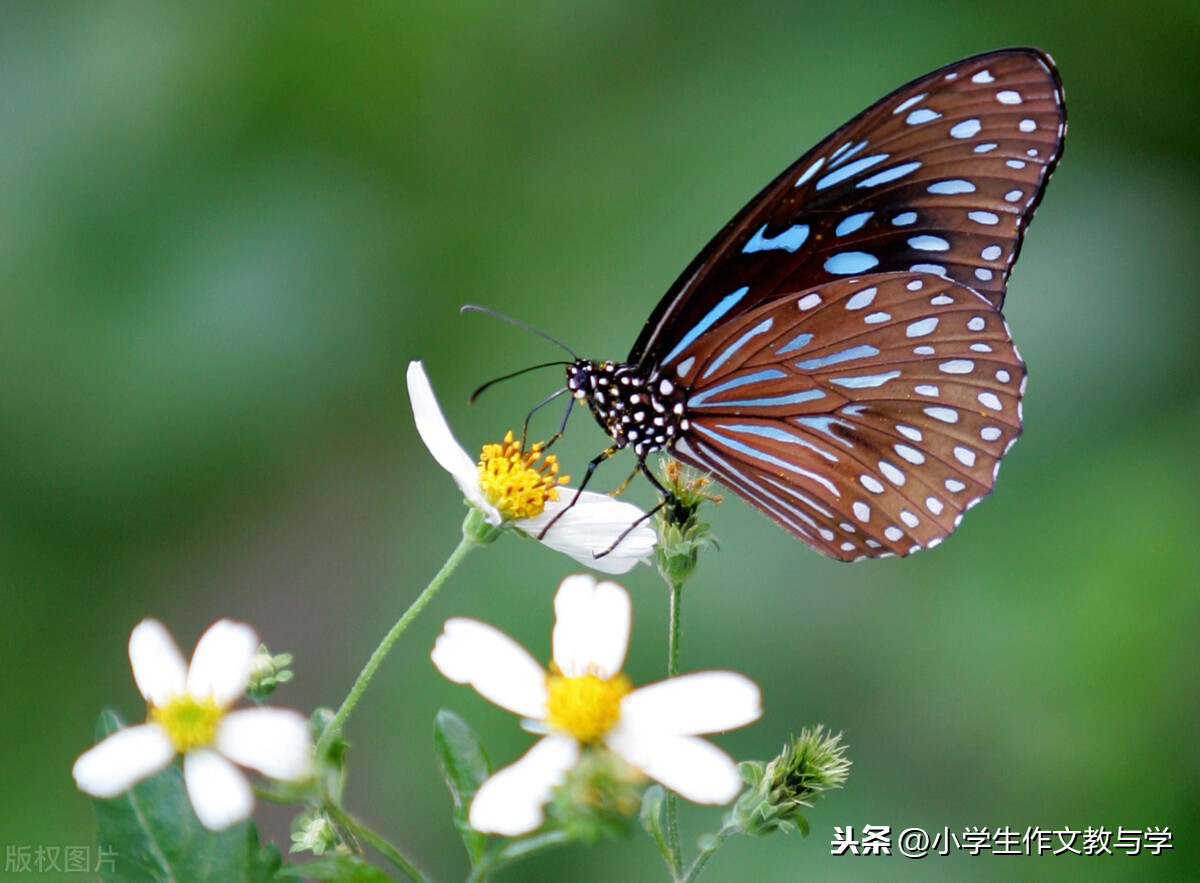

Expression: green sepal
xmin=638 ymin=784 xmax=672 ymax=867
xmin=88 ymin=709 xmax=282 ymax=883
xmin=433 ymin=709 xmax=490 ymax=864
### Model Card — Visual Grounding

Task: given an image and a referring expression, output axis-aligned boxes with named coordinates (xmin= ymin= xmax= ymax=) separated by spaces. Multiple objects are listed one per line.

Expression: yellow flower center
xmin=545 ymin=668 xmax=632 ymax=743
xmin=477 ymin=431 xmax=568 ymax=520
xmin=148 ymin=694 xmax=225 ymax=754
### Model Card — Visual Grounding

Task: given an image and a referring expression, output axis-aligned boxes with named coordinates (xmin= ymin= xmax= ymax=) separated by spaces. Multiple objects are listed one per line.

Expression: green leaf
xmin=276 ymin=855 xmax=396 ymax=882
xmin=432 ymin=709 xmax=490 ymax=864
xmin=638 ymin=785 xmax=671 ymax=867
xmin=88 ymin=709 xmax=282 ymax=883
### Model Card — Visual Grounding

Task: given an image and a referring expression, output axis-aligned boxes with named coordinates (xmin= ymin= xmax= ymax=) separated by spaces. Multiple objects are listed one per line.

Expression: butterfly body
xmin=571 ymin=48 xmax=1064 ymax=561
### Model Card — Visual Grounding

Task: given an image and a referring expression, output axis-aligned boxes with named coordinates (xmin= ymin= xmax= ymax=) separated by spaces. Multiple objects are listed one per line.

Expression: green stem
xmin=668 ymin=578 xmax=683 ymax=678
xmin=665 ymin=577 xmax=685 ymax=879
xmin=325 ymin=802 xmax=427 ymax=883
xmin=316 ymin=531 xmax=476 ymax=760
xmin=466 ymin=830 xmax=572 ymax=883
xmin=680 ymin=824 xmax=737 ymax=883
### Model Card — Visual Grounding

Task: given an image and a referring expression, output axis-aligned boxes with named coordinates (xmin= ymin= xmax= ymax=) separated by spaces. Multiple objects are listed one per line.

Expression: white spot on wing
xmin=978 ymin=392 xmax=1003 ymax=410
xmin=949 ymin=119 xmax=981 ymax=139
xmin=954 ymin=446 xmax=977 ymax=467
xmin=798 ymin=292 xmax=822 ymax=310
xmin=860 ymin=474 xmax=885 ymax=494
xmin=938 ymin=359 xmax=975 ymax=374
xmin=845 ymin=287 xmax=877 ymax=310
xmin=972 ymin=69 xmax=994 ymax=84
xmin=906 ymin=108 xmax=941 ymax=125
xmin=996 ymin=90 xmax=1022 ymax=105
xmin=924 ymin=406 xmax=958 ymax=424
xmin=906 ymin=317 xmax=938 ymax=337
xmin=893 ymin=93 xmax=928 ymax=114
xmin=928 ymin=179 xmax=976 ymax=194
xmin=909 ymin=235 xmax=950 ymax=252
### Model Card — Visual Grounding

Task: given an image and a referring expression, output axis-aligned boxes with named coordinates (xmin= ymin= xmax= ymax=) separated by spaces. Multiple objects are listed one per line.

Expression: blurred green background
xmin=3 ymin=2 xmax=1197 ymax=880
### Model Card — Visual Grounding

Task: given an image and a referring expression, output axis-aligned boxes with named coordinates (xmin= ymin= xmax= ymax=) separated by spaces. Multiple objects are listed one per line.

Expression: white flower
xmin=73 ymin=619 xmax=313 ymax=831
xmin=407 ymin=360 xmax=655 ymax=574
xmin=432 ymin=574 xmax=761 ymax=835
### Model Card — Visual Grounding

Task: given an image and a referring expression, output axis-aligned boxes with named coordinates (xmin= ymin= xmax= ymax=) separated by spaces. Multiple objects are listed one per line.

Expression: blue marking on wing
xmin=824 ymin=252 xmax=879 ymax=274
xmin=795 ymin=344 xmax=880 ymax=371
xmin=688 ymin=368 xmax=786 ymax=405
xmin=692 ymin=424 xmax=839 ymax=496
xmin=716 ymin=423 xmax=839 ymax=462
xmin=702 ymin=317 xmax=775 ymax=379
xmin=858 ymin=160 xmax=921 ymax=188
xmin=827 ymin=139 xmax=868 ymax=169
xmin=662 ymin=286 xmax=750 ymax=365
xmin=815 ymin=154 xmax=888 ymax=190
xmin=776 ymin=332 xmax=814 ymax=355
xmin=829 ymin=370 xmax=902 ymax=389
xmin=836 ymin=211 xmax=873 ymax=237
xmin=743 ymin=223 xmax=810 ymax=254
xmin=690 ymin=388 xmax=826 ymax=408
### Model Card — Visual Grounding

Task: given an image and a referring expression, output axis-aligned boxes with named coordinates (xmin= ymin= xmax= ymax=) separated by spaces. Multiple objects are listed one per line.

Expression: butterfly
xmin=562 ymin=48 xmax=1065 ymax=561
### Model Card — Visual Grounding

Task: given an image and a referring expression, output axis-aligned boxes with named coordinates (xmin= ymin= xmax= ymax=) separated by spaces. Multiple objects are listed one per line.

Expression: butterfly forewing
xmin=667 ymin=273 xmax=1025 ymax=560
xmin=630 ymin=48 xmax=1064 ymax=370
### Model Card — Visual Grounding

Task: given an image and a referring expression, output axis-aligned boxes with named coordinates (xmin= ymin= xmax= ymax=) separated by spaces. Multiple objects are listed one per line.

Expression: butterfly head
xmin=567 ymin=359 xmax=688 ymax=458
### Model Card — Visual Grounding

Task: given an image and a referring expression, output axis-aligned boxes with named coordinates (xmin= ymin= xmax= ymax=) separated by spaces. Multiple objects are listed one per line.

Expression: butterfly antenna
xmin=469 ymin=362 xmax=572 ymax=404
xmin=461 ymin=304 xmax=579 ymax=359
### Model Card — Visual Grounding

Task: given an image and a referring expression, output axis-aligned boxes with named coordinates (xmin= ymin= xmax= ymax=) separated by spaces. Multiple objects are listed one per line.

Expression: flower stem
xmin=325 ymin=802 xmax=427 ymax=882
xmin=668 ymin=578 xmax=683 ymax=678
xmin=680 ymin=824 xmax=736 ymax=883
xmin=665 ymin=576 xmax=685 ymax=878
xmin=316 ymin=531 xmax=476 ymax=760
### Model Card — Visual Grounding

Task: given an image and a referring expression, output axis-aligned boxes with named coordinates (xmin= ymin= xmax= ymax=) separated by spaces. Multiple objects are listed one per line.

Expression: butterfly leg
xmin=519 ymin=386 xmax=571 ymax=450
xmin=594 ymin=497 xmax=666 ymax=559
xmin=534 ymin=444 xmax=619 ymax=539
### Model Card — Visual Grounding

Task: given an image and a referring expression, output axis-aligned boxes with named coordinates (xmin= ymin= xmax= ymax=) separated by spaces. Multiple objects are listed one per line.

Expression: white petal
xmin=468 ymin=735 xmax=578 ymax=836
xmin=183 ymin=748 xmax=255 ymax=831
xmin=520 ymin=490 xmax=654 ymax=574
xmin=431 ymin=618 xmax=548 ymax=719
xmin=406 ymin=361 xmax=500 ymax=524
xmin=605 ymin=730 xmax=742 ymax=804
xmin=215 ymin=708 xmax=313 ymax=781
xmin=129 ymin=619 xmax=187 ymax=706
xmin=619 ymin=671 xmax=761 ymax=736
xmin=551 ymin=574 xmax=630 ymax=678
xmin=186 ymin=620 xmax=258 ymax=706
xmin=72 ymin=723 xmax=175 ymax=798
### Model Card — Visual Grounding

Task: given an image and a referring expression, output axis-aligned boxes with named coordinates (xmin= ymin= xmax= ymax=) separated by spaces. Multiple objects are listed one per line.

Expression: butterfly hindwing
xmin=631 ymin=48 xmax=1065 ymax=370
xmin=666 ymin=273 xmax=1025 ymax=560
